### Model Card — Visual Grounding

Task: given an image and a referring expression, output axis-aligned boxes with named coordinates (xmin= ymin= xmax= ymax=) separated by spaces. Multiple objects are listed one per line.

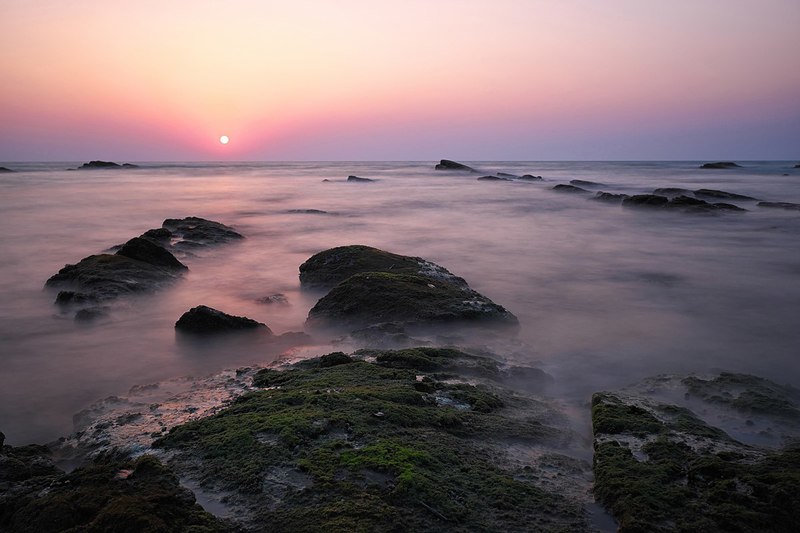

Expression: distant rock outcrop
xmin=518 ymin=174 xmax=543 ymax=181
xmin=653 ymin=187 xmax=692 ymax=196
xmin=175 ymin=305 xmax=271 ymax=334
xmin=622 ymin=194 xmax=670 ymax=207
xmin=77 ymin=160 xmax=139 ymax=169
xmin=623 ymin=194 xmax=747 ymax=212
xmin=552 ymin=184 xmax=589 ymax=193
xmin=758 ymin=201 xmax=800 ymax=211
xmin=477 ymin=175 xmax=509 ymax=181
xmin=700 ymin=161 xmax=741 ymax=169
xmin=591 ymin=192 xmax=629 ymax=203
xmin=347 ymin=175 xmax=375 ymax=182
xmin=434 ymin=159 xmax=475 ymax=172
xmin=693 ymin=189 xmax=758 ymax=201
xmin=570 ymin=179 xmax=606 ymax=188
xmin=0 ymin=166 xmax=15 ymax=173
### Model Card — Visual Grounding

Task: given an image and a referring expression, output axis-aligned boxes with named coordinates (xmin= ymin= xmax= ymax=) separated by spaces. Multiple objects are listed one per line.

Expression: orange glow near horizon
xmin=1 ymin=0 xmax=798 ymax=160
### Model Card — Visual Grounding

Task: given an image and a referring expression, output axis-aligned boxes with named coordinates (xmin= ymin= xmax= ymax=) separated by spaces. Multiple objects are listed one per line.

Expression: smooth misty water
xmin=1 ymin=161 xmax=799 ymax=446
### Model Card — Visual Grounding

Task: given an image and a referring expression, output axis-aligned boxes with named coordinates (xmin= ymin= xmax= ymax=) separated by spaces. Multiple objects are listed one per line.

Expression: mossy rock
xmin=682 ymin=373 xmax=800 ymax=420
xmin=592 ymin=390 xmax=800 ymax=532
xmin=156 ymin=350 xmax=582 ymax=531
xmin=306 ymin=272 xmax=517 ymax=329
xmin=298 ymin=245 xmax=466 ymax=290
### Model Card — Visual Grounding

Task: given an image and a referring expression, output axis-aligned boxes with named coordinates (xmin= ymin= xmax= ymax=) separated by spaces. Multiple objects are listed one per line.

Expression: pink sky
xmin=1 ymin=0 xmax=798 ymax=161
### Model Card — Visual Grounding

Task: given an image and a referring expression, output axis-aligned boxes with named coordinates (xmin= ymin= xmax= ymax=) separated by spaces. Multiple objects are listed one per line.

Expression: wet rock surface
xmin=175 ymin=306 xmax=272 ymax=334
xmin=592 ymin=373 xmax=800 ymax=532
xmin=153 ymin=349 xmax=591 ymax=532
xmin=45 ymin=217 xmax=242 ymax=320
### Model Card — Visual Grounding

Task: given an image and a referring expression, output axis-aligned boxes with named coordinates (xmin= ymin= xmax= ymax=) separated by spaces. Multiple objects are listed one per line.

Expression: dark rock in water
xmin=496 ymin=172 xmax=520 ymax=178
xmin=758 ymin=201 xmax=800 ymax=211
xmin=552 ymin=184 xmax=589 ymax=193
xmin=0 ymin=430 xmax=4 ymax=447
xmin=140 ymin=227 xmax=172 ymax=244
xmin=0 ymin=451 xmax=227 ymax=532
xmin=299 ymin=244 xmax=467 ymax=290
xmin=116 ymin=237 xmax=187 ymax=270
xmin=321 ymin=178 xmax=331 ymax=182
xmin=175 ymin=305 xmax=271 ymax=334
xmin=592 ymin=374 xmax=800 ymax=533
xmin=622 ymin=194 xmax=669 ymax=207
xmin=349 ymin=322 xmax=424 ymax=348
xmin=591 ymin=192 xmax=629 ymax=203
xmin=700 ymin=161 xmax=741 ymax=169
xmin=306 ymin=272 xmax=517 ymax=329
xmin=55 ymin=290 xmax=99 ymax=306
xmin=794 ymin=163 xmax=800 ymax=169
xmin=477 ymin=175 xmax=509 ymax=181
xmin=347 ymin=175 xmax=375 ymax=182
xmin=434 ymin=159 xmax=475 ymax=172
xmin=77 ymin=160 xmax=138 ymax=169
xmin=570 ymin=179 xmax=606 ymax=188
xmin=74 ymin=307 xmax=108 ymax=321
xmin=46 ymin=254 xmax=184 ymax=302
xmin=0 ymin=166 xmax=15 ymax=173
xmin=664 ymin=195 xmax=709 ymax=208
xmin=162 ymin=216 xmax=243 ymax=245
xmin=694 ymin=188 xmax=758 ymax=201
xmin=710 ymin=202 xmax=747 ymax=212
xmin=653 ymin=187 xmax=692 ymax=196
xmin=287 ymin=209 xmax=329 ymax=215
xmin=518 ymin=174 xmax=543 ymax=181
xmin=257 ymin=293 xmax=289 ymax=305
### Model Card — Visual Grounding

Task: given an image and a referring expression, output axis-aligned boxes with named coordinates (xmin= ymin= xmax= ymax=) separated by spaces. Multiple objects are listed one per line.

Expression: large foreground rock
xmin=592 ymin=373 xmax=800 ymax=532
xmin=307 ymin=272 xmax=517 ymax=329
xmin=154 ymin=348 xmax=588 ymax=531
xmin=299 ymin=245 xmax=466 ymax=290
xmin=175 ymin=305 xmax=272 ymax=334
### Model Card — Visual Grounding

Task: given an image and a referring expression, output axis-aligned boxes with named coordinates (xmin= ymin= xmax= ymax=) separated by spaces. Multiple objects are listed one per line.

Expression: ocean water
xmin=1 ymin=161 xmax=799 ymax=446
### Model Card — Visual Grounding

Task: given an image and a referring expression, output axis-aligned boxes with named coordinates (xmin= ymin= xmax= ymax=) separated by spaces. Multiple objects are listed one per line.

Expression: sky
xmin=1 ymin=0 xmax=798 ymax=161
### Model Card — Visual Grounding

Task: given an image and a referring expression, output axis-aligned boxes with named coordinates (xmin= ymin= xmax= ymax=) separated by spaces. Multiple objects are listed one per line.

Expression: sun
xmin=219 ymin=135 xmax=230 ymax=145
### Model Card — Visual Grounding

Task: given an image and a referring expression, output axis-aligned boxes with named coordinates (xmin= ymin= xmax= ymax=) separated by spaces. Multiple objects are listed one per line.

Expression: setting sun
xmin=219 ymin=135 xmax=229 ymax=145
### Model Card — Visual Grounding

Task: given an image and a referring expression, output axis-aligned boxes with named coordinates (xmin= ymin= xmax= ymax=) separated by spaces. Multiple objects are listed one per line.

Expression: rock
xmin=700 ymin=161 xmax=741 ymax=169
xmin=477 ymin=175 xmax=509 ymax=181
xmin=570 ymin=179 xmax=606 ymax=188
xmin=434 ymin=159 xmax=475 ymax=172
xmin=757 ymin=201 xmax=800 ymax=211
xmin=121 ymin=163 xmax=139 ymax=168
xmin=54 ymin=290 xmax=99 ymax=306
xmin=75 ymin=307 xmax=108 ymax=321
xmin=592 ymin=375 xmax=800 ymax=532
xmin=496 ymin=172 xmax=519 ymax=178
xmin=347 ymin=175 xmax=375 ymax=182
xmin=0 ymin=166 xmax=15 ymax=173
xmin=287 ymin=209 xmax=329 ymax=215
xmin=518 ymin=174 xmax=543 ymax=181
xmin=46 ymin=253 xmax=185 ymax=302
xmin=709 ymin=202 xmax=747 ymax=212
xmin=77 ymin=160 xmax=138 ymax=169
xmin=116 ymin=237 xmax=187 ymax=270
xmin=306 ymin=272 xmax=518 ymax=329
xmin=653 ymin=187 xmax=692 ymax=196
xmin=140 ymin=227 xmax=172 ymax=244
xmin=795 ymin=164 xmax=800 ymax=169
xmin=664 ymin=195 xmax=710 ymax=208
xmin=175 ymin=305 xmax=272 ymax=334
xmin=0 ymin=430 xmax=4 ymax=447
xmin=622 ymin=194 xmax=669 ymax=207
xmin=299 ymin=244 xmax=467 ymax=290
xmin=552 ymin=184 xmax=589 ymax=193
xmin=162 ymin=216 xmax=243 ymax=245
xmin=349 ymin=322 xmax=424 ymax=348
xmin=591 ymin=192 xmax=629 ymax=203
xmin=257 ymin=293 xmax=289 ymax=305
xmin=694 ymin=189 xmax=758 ymax=201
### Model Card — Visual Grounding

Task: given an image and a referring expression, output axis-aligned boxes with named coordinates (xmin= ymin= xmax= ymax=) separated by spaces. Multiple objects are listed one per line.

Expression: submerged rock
xmin=0 ymin=166 xmax=15 ymax=173
xmin=700 ymin=161 xmax=741 ymax=169
xmin=162 ymin=216 xmax=243 ymax=245
xmin=552 ymin=184 xmax=589 ymax=193
xmin=257 ymin=293 xmax=289 ymax=305
xmin=570 ymin=179 xmax=606 ymax=188
xmin=622 ymin=194 xmax=669 ymax=207
xmin=306 ymin=272 xmax=517 ymax=329
xmin=434 ymin=159 xmax=475 ymax=172
xmin=299 ymin=244 xmax=467 ymax=290
xmin=592 ymin=375 xmax=800 ymax=532
xmin=757 ymin=201 xmax=800 ymax=211
xmin=347 ymin=175 xmax=375 ymax=182
xmin=694 ymin=188 xmax=758 ymax=201
xmin=591 ymin=192 xmax=629 ymax=203
xmin=477 ymin=175 xmax=509 ymax=181
xmin=175 ymin=305 xmax=272 ymax=334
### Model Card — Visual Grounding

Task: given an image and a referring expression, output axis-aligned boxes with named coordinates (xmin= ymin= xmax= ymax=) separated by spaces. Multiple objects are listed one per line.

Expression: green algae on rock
xmin=154 ymin=348 xmax=587 ymax=532
xmin=306 ymin=272 xmax=517 ymax=329
xmin=592 ymin=387 xmax=800 ymax=532
xmin=299 ymin=245 xmax=467 ymax=290
xmin=0 ymin=446 xmax=230 ymax=532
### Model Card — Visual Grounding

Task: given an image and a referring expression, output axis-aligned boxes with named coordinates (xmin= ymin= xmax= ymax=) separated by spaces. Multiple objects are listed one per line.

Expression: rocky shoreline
xmin=3 ymin=207 xmax=800 ymax=531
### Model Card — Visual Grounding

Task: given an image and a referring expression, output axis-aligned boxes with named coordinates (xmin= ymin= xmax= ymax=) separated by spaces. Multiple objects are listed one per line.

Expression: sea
xmin=1 ymin=161 xmax=798 ymax=447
